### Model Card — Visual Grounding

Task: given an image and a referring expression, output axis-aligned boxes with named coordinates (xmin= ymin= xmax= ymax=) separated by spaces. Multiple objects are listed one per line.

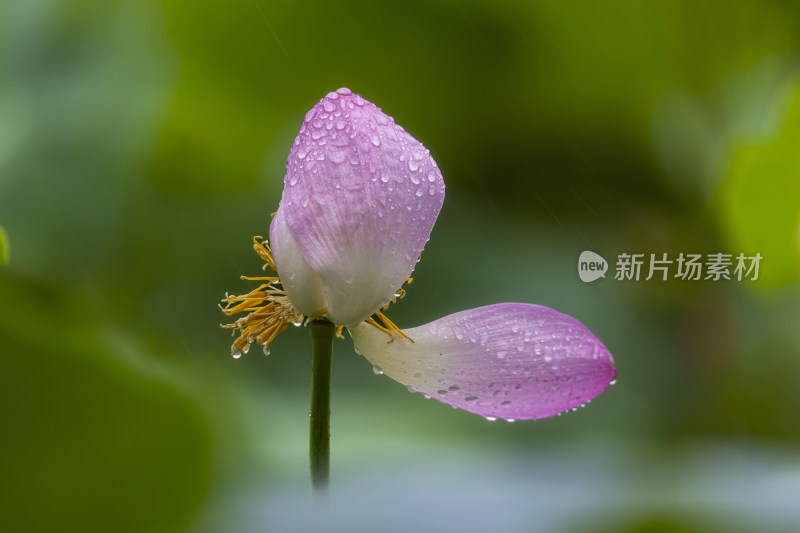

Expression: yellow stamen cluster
xmin=366 ymin=310 xmax=414 ymax=343
xmin=220 ymin=237 xmax=303 ymax=357
xmin=383 ymin=278 xmax=412 ymax=310
xmin=220 ymin=237 xmax=413 ymax=357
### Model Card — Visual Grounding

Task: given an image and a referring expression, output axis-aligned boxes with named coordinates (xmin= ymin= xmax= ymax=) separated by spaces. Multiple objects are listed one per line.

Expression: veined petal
xmin=349 ymin=303 xmax=616 ymax=421
xmin=269 ymin=207 xmax=328 ymax=317
xmin=279 ymin=88 xmax=445 ymax=327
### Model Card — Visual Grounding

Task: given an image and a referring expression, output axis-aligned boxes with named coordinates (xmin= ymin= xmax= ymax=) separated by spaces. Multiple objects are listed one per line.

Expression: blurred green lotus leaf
xmin=716 ymin=79 xmax=800 ymax=288
xmin=0 ymin=278 xmax=212 ymax=533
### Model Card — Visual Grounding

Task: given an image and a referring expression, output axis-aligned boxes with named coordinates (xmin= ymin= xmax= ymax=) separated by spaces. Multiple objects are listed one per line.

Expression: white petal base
xmin=269 ymin=207 xmax=328 ymax=317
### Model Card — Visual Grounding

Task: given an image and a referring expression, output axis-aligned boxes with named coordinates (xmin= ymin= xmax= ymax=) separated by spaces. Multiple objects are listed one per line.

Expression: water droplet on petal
xmin=408 ymin=160 xmax=419 ymax=171
xmin=232 ymin=349 xmax=242 ymax=359
xmin=263 ymin=345 xmax=271 ymax=356
xmin=323 ymin=100 xmax=335 ymax=112
xmin=329 ymin=151 xmax=347 ymax=164
xmin=370 ymin=134 xmax=381 ymax=147
xmin=427 ymin=171 xmax=437 ymax=182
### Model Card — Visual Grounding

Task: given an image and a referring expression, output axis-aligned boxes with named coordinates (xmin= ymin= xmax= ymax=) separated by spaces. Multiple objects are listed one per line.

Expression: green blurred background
xmin=2 ymin=0 xmax=800 ymax=532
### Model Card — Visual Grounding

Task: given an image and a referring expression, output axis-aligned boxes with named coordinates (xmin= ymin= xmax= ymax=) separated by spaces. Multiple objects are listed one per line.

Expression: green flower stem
xmin=0 ymin=225 xmax=9 ymax=267
xmin=309 ymin=318 xmax=334 ymax=491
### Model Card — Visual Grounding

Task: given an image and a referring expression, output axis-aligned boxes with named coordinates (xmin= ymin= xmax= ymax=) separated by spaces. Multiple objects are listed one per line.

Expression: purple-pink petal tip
xmin=276 ymin=88 xmax=445 ymax=326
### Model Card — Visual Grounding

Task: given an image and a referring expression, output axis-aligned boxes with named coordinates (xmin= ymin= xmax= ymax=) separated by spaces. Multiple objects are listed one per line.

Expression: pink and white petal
xmin=269 ymin=207 xmax=328 ymax=317
xmin=280 ymin=88 xmax=444 ymax=327
xmin=349 ymin=303 xmax=616 ymax=421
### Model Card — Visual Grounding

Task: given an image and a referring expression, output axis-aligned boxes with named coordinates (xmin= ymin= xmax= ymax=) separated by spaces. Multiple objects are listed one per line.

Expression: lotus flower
xmin=221 ymin=88 xmax=616 ymax=421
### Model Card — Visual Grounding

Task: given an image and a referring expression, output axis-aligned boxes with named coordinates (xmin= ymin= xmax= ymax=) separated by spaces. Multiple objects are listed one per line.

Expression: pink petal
xmin=278 ymin=88 xmax=444 ymax=327
xmin=349 ymin=303 xmax=616 ymax=421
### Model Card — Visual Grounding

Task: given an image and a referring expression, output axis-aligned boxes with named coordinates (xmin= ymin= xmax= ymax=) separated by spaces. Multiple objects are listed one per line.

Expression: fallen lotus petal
xmin=272 ymin=88 xmax=445 ymax=327
xmin=349 ymin=303 xmax=616 ymax=420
